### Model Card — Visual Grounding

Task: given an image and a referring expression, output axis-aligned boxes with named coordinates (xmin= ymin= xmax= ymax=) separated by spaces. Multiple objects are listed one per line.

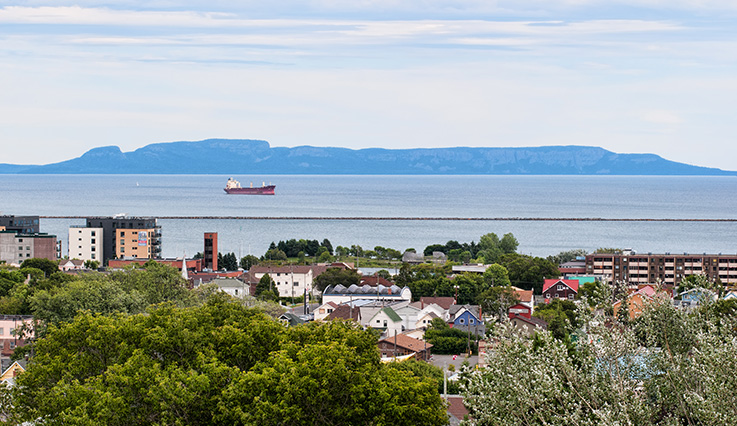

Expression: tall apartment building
xmin=85 ymin=216 xmax=161 ymax=263
xmin=0 ymin=215 xmax=40 ymax=234
xmin=68 ymin=226 xmax=103 ymax=262
xmin=0 ymin=230 xmax=59 ymax=265
xmin=204 ymin=232 xmax=218 ymax=271
xmin=585 ymin=252 xmax=737 ymax=287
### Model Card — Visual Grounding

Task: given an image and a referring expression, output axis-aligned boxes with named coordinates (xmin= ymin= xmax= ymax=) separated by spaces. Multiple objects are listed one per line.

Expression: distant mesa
xmin=0 ymin=139 xmax=733 ymax=175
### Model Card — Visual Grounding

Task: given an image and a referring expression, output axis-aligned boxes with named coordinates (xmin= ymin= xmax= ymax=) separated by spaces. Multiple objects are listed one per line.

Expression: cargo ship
xmin=224 ymin=178 xmax=276 ymax=195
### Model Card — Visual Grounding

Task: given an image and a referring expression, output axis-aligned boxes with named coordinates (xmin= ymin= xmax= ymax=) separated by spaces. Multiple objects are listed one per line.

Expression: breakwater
xmin=41 ymin=216 xmax=737 ymax=222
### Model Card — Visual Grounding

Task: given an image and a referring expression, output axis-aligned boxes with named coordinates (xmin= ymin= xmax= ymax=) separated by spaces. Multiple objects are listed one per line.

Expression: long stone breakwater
xmin=41 ymin=216 xmax=737 ymax=222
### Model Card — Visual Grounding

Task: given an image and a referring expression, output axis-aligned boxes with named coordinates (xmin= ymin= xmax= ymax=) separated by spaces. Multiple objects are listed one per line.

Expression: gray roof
xmin=324 ymin=284 xmax=407 ymax=296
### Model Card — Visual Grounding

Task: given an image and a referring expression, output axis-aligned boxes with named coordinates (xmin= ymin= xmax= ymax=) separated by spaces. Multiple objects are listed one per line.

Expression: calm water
xmin=1 ymin=174 xmax=736 ymax=258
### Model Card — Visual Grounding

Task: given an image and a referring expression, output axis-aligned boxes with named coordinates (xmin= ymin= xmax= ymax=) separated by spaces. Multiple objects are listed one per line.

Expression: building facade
xmin=0 ymin=215 xmax=40 ymax=234
xmin=204 ymin=232 xmax=218 ymax=271
xmin=542 ymin=279 xmax=579 ymax=301
xmin=586 ymin=252 xmax=737 ymax=287
xmin=0 ymin=231 xmax=59 ymax=265
xmin=0 ymin=315 xmax=33 ymax=357
xmin=86 ymin=216 xmax=161 ymax=263
xmin=68 ymin=226 xmax=103 ymax=262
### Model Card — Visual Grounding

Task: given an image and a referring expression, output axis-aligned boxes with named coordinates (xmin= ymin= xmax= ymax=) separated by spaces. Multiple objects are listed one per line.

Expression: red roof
xmin=542 ymin=279 xmax=579 ymax=293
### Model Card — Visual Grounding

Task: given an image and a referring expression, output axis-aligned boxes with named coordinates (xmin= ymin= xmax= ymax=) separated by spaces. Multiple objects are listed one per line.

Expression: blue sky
xmin=2 ymin=1 xmax=737 ymax=169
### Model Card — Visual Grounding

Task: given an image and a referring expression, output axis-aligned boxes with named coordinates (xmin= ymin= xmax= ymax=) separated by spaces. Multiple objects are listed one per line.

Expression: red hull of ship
xmin=224 ymin=185 xmax=276 ymax=195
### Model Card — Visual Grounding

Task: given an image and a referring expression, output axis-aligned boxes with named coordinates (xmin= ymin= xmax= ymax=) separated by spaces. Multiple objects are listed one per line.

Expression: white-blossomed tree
xmin=462 ymin=294 xmax=737 ymax=426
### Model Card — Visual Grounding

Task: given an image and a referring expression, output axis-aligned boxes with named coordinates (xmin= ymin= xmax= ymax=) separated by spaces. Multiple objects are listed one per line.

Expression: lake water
xmin=1 ymin=174 xmax=736 ymax=259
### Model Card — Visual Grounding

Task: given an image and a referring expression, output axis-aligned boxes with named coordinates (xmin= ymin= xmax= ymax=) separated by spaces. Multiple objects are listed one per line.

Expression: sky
xmin=2 ymin=1 xmax=737 ymax=170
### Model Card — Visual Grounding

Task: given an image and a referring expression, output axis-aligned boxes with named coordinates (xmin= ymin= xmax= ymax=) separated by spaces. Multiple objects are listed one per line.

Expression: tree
xmin=10 ymin=300 xmax=448 ymax=425
xmin=219 ymin=252 xmax=238 ymax=271
xmin=263 ymin=248 xmax=287 ymax=262
xmin=546 ymin=249 xmax=588 ymax=265
xmin=83 ymin=259 xmax=100 ymax=270
xmin=20 ymin=258 xmax=58 ymax=278
xmin=482 ymin=264 xmax=512 ymax=289
xmin=317 ymin=251 xmax=334 ymax=263
xmin=240 ymin=255 xmax=259 ymax=270
xmin=498 ymin=253 xmax=559 ymax=294
xmin=477 ymin=286 xmax=519 ymax=321
xmin=30 ymin=275 xmax=147 ymax=326
xmin=425 ymin=318 xmax=479 ymax=355
xmin=321 ymin=239 xmax=334 ymax=255
xmin=499 ymin=233 xmax=518 ymax=254
xmin=314 ymin=268 xmax=361 ymax=292
xmin=255 ymin=275 xmax=278 ymax=301
xmin=108 ymin=261 xmax=193 ymax=307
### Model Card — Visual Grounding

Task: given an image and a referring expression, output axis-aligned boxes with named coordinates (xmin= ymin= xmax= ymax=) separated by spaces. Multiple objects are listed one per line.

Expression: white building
xmin=322 ymin=284 xmax=412 ymax=305
xmin=68 ymin=226 xmax=103 ymax=263
xmin=249 ymin=265 xmax=317 ymax=299
xmin=209 ymin=277 xmax=250 ymax=299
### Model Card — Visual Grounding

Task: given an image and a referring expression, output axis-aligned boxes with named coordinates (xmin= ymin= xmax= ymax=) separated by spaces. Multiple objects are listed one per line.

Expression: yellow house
xmin=0 ymin=361 xmax=25 ymax=382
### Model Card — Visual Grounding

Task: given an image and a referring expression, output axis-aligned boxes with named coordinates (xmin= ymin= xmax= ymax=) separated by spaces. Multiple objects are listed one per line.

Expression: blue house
xmin=448 ymin=304 xmax=485 ymax=336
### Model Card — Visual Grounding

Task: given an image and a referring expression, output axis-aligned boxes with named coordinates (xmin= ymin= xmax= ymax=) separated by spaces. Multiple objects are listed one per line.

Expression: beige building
xmin=116 ymin=228 xmax=156 ymax=259
xmin=68 ymin=226 xmax=103 ymax=262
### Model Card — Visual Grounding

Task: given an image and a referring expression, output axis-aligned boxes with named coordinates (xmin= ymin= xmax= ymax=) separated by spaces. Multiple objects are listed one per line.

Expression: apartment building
xmin=85 ymin=216 xmax=161 ymax=262
xmin=585 ymin=252 xmax=737 ymax=287
xmin=0 ymin=215 xmax=40 ymax=234
xmin=0 ymin=230 xmax=59 ymax=265
xmin=204 ymin=232 xmax=218 ymax=271
xmin=68 ymin=226 xmax=103 ymax=262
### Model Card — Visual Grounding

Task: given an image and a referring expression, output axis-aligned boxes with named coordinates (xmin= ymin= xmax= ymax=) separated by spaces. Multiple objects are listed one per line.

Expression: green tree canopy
xmin=313 ymin=267 xmax=361 ymax=292
xmin=11 ymin=299 xmax=448 ymax=426
xmin=20 ymin=258 xmax=59 ymax=278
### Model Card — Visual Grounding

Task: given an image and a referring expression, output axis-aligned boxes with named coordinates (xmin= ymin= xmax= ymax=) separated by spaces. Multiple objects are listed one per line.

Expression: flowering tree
xmin=462 ymin=296 xmax=737 ymax=425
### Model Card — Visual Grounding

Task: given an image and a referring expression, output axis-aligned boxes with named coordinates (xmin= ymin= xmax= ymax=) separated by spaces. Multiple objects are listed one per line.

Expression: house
xmin=508 ymin=303 xmax=533 ymax=319
xmin=678 ymin=288 xmax=717 ymax=305
xmin=368 ymin=307 xmax=404 ymax=337
xmin=510 ymin=315 xmax=548 ymax=336
xmin=377 ymin=333 xmax=433 ymax=361
xmin=542 ymin=279 xmax=579 ymax=302
xmin=278 ymin=312 xmax=306 ymax=327
xmin=393 ymin=304 xmax=421 ymax=332
xmin=413 ymin=302 xmax=448 ymax=329
xmin=59 ymin=259 xmax=86 ymax=271
xmin=208 ymin=277 xmax=249 ymax=298
xmin=0 ymin=360 xmax=26 ymax=386
xmin=448 ymin=305 xmax=485 ymax=335
xmin=0 ymin=315 xmax=33 ymax=357
xmin=419 ymin=296 xmax=456 ymax=311
xmin=613 ymin=290 xmax=651 ymax=320
xmin=322 ymin=283 xmax=412 ymax=305
xmin=324 ymin=304 xmax=361 ymax=322
xmin=725 ymin=290 xmax=737 ymax=300
xmin=511 ymin=286 xmax=534 ymax=309
xmin=314 ymin=301 xmax=339 ymax=321
xmin=244 ymin=263 xmax=354 ymax=299
xmin=446 ymin=396 xmax=470 ymax=426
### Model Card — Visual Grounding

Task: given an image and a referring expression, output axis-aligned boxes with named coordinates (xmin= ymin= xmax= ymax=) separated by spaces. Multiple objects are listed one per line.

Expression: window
xmin=557 ymin=285 xmax=564 ymax=290
xmin=554 ymin=294 xmax=560 ymax=298
xmin=459 ymin=318 xmax=465 ymax=324
xmin=0 ymin=328 xmax=3 ymax=335
xmin=18 ymin=246 xmax=22 ymax=251
xmin=120 ymin=231 xmax=124 ymax=237
xmin=121 ymin=248 xmax=125 ymax=253
xmin=9 ymin=341 xmax=15 ymax=349
xmin=470 ymin=318 xmax=475 ymax=324
xmin=91 ymin=239 xmax=95 ymax=244
xmin=383 ymin=320 xmax=387 ymax=327
xmin=568 ymin=294 xmax=574 ymax=300
xmin=545 ymin=294 xmax=551 ymax=299
xmin=376 ymin=320 xmax=380 ymax=324
xmin=18 ymin=239 xmax=22 ymax=242
xmin=91 ymin=231 xmax=95 ymax=236
xmin=293 ymin=282 xmax=299 ymax=286
xmin=91 ymin=254 xmax=96 ymax=259
xmin=91 ymin=247 xmax=95 ymax=252
xmin=120 ymin=240 xmax=125 ymax=245
xmin=79 ymin=238 xmax=82 ymax=241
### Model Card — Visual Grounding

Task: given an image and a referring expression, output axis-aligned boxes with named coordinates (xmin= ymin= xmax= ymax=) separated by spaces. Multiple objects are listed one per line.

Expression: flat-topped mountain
xmin=0 ymin=139 xmax=733 ymax=175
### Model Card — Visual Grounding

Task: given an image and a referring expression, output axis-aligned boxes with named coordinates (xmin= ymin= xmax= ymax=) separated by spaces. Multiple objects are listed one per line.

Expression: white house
xmin=368 ymin=307 xmax=404 ymax=337
xmin=210 ymin=277 xmax=249 ymax=299
xmin=393 ymin=304 xmax=421 ymax=332
xmin=249 ymin=265 xmax=316 ymax=299
xmin=314 ymin=301 xmax=339 ymax=321
xmin=68 ymin=226 xmax=103 ymax=263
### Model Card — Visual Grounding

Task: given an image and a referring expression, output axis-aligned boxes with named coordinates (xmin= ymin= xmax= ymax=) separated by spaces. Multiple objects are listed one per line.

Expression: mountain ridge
xmin=1 ymin=139 xmax=733 ymax=175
